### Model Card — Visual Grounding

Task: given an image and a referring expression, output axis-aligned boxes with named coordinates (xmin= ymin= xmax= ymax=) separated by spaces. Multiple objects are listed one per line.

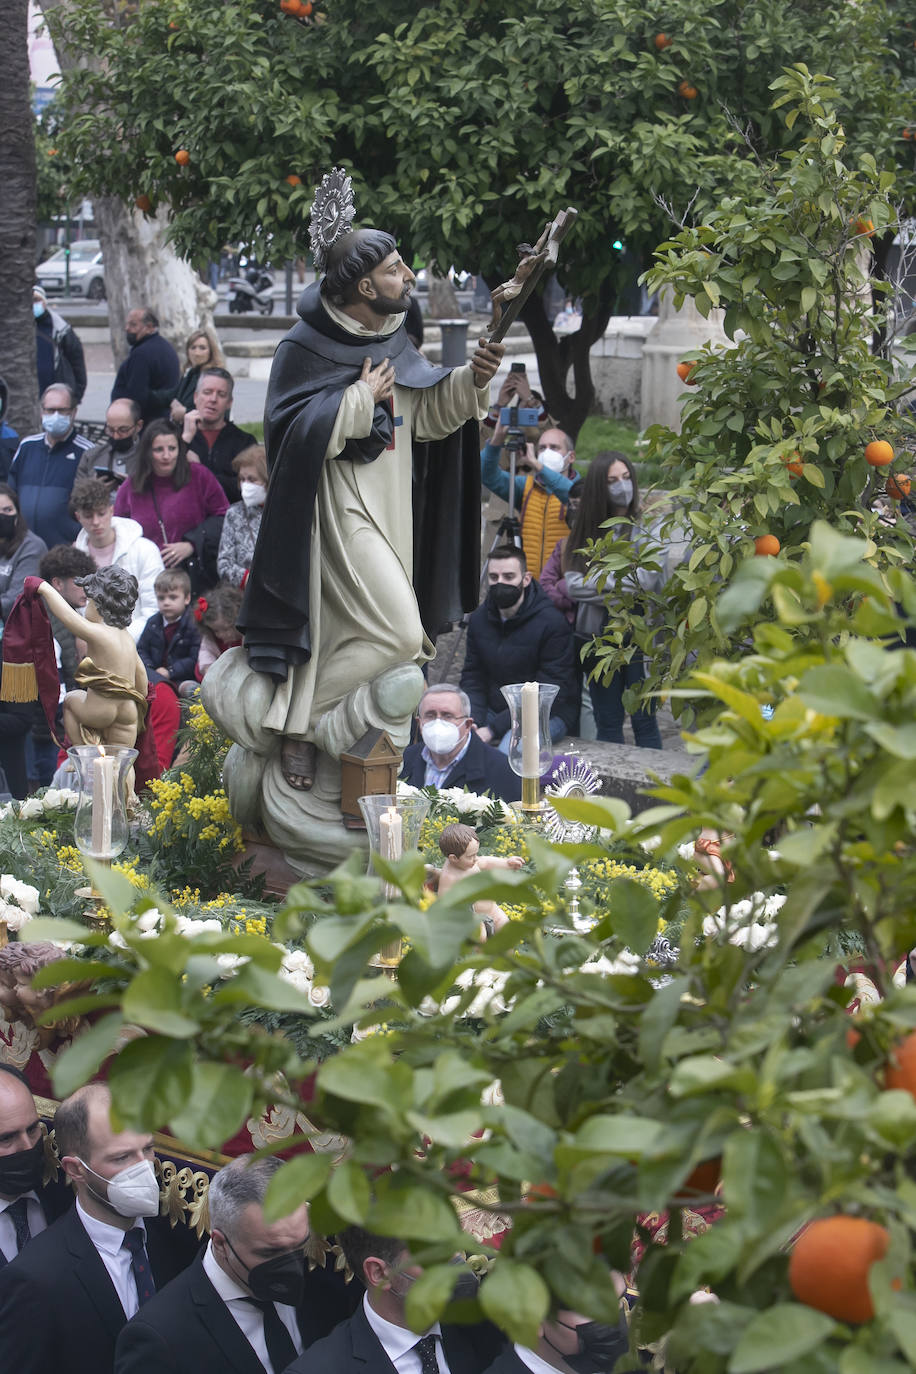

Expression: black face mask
xmin=108 ymin=434 xmax=136 ymax=454
xmin=0 ymin=513 xmax=17 ymax=541
xmin=487 ymin=582 xmax=523 ymax=612
xmin=545 ymin=1319 xmax=628 ymax=1373
xmin=0 ymin=1137 xmax=45 ymax=1199
xmin=125 ymin=331 xmax=140 ymax=347
xmin=226 ymin=1236 xmax=307 ymax=1306
xmin=448 ymin=1260 xmax=480 ymax=1301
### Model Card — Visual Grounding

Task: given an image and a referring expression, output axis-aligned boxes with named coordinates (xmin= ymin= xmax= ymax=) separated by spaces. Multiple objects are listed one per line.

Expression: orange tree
xmin=42 ymin=0 xmax=915 ymax=437
xmin=24 ymin=520 xmax=916 ymax=1370
xmin=586 ymin=68 xmax=916 ymax=714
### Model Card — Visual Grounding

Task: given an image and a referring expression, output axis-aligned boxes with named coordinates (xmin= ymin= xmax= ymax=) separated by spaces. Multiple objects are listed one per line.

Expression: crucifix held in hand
xmin=487 ymin=207 xmax=578 ymax=343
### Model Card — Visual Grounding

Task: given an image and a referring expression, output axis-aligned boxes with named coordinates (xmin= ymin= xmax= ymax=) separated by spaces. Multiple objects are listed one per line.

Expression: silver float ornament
xmin=543 ymin=757 xmax=600 ymax=844
xmin=309 ymin=167 xmax=357 ymax=272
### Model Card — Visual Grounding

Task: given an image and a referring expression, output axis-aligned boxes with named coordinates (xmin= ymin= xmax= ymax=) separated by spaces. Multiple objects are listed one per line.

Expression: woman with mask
xmin=113 ymin=420 xmax=228 ymax=594
xmin=563 ymin=451 xmax=663 ymax=749
xmin=0 ymin=484 xmax=47 ymax=622
xmin=217 ymin=445 xmax=268 ymax=587
xmin=167 ymin=328 xmax=226 ymax=424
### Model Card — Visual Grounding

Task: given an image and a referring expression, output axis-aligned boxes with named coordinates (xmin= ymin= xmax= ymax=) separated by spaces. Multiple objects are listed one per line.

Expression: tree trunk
xmin=95 ymin=198 xmax=216 ymax=367
xmin=0 ymin=0 xmax=40 ymax=436
xmin=39 ymin=0 xmax=215 ymax=368
xmin=520 ymin=278 xmax=614 ymax=441
xmin=427 ymin=265 xmax=461 ymax=320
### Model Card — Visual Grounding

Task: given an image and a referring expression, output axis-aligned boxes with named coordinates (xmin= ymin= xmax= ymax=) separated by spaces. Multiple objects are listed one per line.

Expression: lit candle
xmin=379 ymin=804 xmax=403 ymax=862
xmin=91 ymin=747 xmax=115 ymax=857
xmin=521 ymin=681 xmax=539 ymax=777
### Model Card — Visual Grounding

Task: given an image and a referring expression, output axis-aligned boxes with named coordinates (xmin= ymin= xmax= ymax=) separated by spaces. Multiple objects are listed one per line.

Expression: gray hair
xmin=421 ymin=682 xmax=471 ymax=716
xmin=41 ymin=383 xmax=76 ymax=408
xmin=208 ymin=1154 xmax=282 ymax=1237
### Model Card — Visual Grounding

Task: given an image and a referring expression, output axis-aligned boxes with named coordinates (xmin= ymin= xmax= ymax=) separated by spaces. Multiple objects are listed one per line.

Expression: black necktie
xmin=246 ymin=1297 xmax=298 ymax=1374
xmin=415 ymin=1334 xmax=440 ymax=1374
xmin=122 ymin=1226 xmax=156 ymax=1306
xmin=6 ymin=1198 xmax=31 ymax=1255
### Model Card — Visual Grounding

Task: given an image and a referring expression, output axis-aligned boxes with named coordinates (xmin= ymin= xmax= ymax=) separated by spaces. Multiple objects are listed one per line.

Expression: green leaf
xmin=800 ymin=285 xmax=817 ymax=314
xmin=603 ymin=878 xmax=659 ymax=955
xmin=318 ymin=1040 xmax=411 ymax=1115
xmin=107 ymin=1036 xmax=194 ymax=1130
xmin=327 ymin=1159 xmax=371 ymax=1225
xmin=479 ymin=1258 xmax=550 ymax=1347
xmin=388 ymin=902 xmax=476 ymax=967
xmin=51 ymin=1012 xmax=124 ymax=1099
xmin=547 ymin=795 xmax=631 ymax=830
xmin=369 ymin=1177 xmax=465 ymax=1244
xmin=122 ymin=967 xmax=200 ymax=1037
xmin=729 ymin=1304 xmax=836 ymax=1372
xmin=212 ymin=963 xmax=316 ymax=1014
xmin=263 ymin=1152 xmax=334 ymax=1222
xmin=169 ymin=1061 xmax=254 ymax=1150
xmin=406 ymin=1110 xmax=481 ymax=1148
xmin=405 ymin=1264 xmax=465 ymax=1332
xmin=722 ymin=1128 xmax=787 ymax=1229
xmin=797 ymin=666 xmax=879 ymax=720
xmin=19 ymin=917 xmax=98 ymax=945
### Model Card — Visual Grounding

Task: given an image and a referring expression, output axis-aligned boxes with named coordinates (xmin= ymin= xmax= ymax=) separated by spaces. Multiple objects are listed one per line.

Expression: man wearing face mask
xmin=285 ymin=1224 xmax=504 ymax=1374
xmin=0 ymin=1064 xmax=72 ymax=1269
xmin=7 ymin=383 xmax=94 ymax=548
xmin=114 ymin=1154 xmax=357 ymax=1374
xmin=111 ymin=307 xmax=181 ymax=424
xmin=76 ymin=399 xmax=144 ymax=487
xmin=480 ymin=1306 xmax=629 ymax=1374
xmin=400 ymin=683 xmax=522 ymax=803
xmin=0 ymin=1082 xmax=199 ymax=1374
xmin=33 ymin=285 xmax=88 ymax=404
xmin=481 ymin=417 xmax=577 ymax=578
xmin=461 ymin=545 xmax=578 ymax=748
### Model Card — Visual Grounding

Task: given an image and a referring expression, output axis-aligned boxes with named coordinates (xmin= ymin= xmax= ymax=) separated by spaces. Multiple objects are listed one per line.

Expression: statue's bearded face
xmin=360 ymin=252 xmax=416 ymax=315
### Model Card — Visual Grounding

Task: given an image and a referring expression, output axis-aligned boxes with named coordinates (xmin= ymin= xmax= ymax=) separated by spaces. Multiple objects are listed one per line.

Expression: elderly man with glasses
xmin=400 ymin=682 xmax=521 ymax=803
xmin=76 ymin=399 xmax=144 ymax=488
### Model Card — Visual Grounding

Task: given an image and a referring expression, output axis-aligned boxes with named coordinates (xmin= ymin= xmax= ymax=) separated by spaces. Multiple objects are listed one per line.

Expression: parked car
xmin=35 ymin=240 xmax=105 ymax=300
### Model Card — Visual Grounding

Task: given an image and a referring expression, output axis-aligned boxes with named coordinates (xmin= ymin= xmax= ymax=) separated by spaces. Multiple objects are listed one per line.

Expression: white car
xmin=35 ymin=240 xmax=106 ymax=300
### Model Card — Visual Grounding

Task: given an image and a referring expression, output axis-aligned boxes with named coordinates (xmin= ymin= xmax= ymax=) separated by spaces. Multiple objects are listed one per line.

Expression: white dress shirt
xmin=512 ymin=1344 xmax=564 ymax=1374
xmin=75 ymin=1200 xmax=146 ymax=1318
xmin=0 ymin=1191 xmax=47 ymax=1262
xmin=362 ymin=1291 xmax=448 ymax=1374
xmin=202 ymin=1239 xmax=302 ymax=1374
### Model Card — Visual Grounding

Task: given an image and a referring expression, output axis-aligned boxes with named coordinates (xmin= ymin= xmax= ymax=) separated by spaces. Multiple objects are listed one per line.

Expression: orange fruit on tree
xmin=654 ymin=33 xmax=672 ymax=49
xmin=784 ymin=452 xmax=804 ymax=478
xmin=285 ymin=174 xmax=302 ymax=186
xmin=302 ymin=2 xmax=313 ymax=12
xmin=789 ymin=1215 xmax=891 ymax=1324
xmin=886 ymin=474 xmax=911 ymax=500
xmin=174 ymin=149 xmax=190 ymax=166
xmin=865 ymin=440 xmax=894 ymax=467
xmin=754 ymin=534 xmax=780 ymax=556
xmin=135 ymin=194 xmax=152 ymax=213
xmin=47 ymin=148 xmax=58 ymax=157
xmin=885 ymin=1030 xmax=916 ymax=1097
xmin=904 ymin=129 xmax=913 ymax=140
xmin=676 ymin=361 xmax=697 ymax=384
xmin=673 ymin=1157 xmax=722 ymax=1201
xmin=678 ymin=81 xmax=698 ymax=99
xmin=851 ymin=216 xmax=875 ymax=237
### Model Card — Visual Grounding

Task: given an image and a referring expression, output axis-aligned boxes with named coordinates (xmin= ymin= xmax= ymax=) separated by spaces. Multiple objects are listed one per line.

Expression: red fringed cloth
xmin=0 ymin=576 xmax=61 ymax=735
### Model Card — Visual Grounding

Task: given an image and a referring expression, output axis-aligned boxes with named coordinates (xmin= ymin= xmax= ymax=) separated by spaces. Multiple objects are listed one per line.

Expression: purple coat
xmin=113 ymin=463 xmax=228 ymax=547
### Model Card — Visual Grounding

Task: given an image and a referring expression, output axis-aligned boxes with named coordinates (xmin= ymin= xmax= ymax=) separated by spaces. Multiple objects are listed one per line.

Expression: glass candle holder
xmin=67 ymin=745 xmax=138 ymax=862
xmin=500 ymin=681 xmax=559 ymax=812
xmin=357 ymin=793 xmax=432 ymax=969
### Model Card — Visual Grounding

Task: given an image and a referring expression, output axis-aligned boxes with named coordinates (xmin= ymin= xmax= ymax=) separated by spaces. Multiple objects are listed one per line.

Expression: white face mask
xmin=80 ymin=1157 xmax=160 ymax=1218
xmin=421 ymin=719 xmax=462 ymax=755
xmin=539 ymin=448 xmax=566 ymax=473
xmin=240 ymin=480 xmax=266 ymax=508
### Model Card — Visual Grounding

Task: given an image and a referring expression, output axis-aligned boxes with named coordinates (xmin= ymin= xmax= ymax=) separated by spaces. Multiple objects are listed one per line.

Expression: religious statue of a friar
xmin=203 ymin=169 xmax=504 ymax=872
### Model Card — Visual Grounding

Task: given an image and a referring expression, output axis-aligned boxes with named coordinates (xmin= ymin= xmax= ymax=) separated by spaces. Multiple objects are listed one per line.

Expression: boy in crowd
xmin=137 ymin=570 xmax=200 ymax=691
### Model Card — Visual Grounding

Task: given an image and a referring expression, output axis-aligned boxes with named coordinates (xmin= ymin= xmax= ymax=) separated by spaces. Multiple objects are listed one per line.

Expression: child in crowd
xmin=137 ymin=569 xmax=200 ymax=691
xmin=436 ymin=821 xmax=524 ymax=939
xmin=191 ymin=581 xmax=244 ymax=688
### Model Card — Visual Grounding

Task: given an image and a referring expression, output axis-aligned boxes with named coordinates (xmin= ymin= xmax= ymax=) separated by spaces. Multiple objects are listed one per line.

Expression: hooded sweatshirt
xmin=75 ymin=515 xmax=165 ymax=640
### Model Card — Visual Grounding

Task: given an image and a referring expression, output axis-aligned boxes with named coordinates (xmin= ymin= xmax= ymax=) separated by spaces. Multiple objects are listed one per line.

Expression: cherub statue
xmin=36 ymin=567 xmax=148 ymax=751
xmin=0 ymin=942 xmax=89 ymax=1048
xmin=436 ymin=822 xmax=524 ymax=940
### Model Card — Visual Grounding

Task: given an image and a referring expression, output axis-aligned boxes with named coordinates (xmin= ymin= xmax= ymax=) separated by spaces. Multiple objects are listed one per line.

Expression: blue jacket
xmin=480 ymin=441 xmax=576 ymax=506
xmin=0 ymin=424 xmax=18 ymax=484
xmin=137 ymin=607 xmax=201 ymax=685
xmin=8 ymin=430 xmax=94 ymax=548
xmin=111 ymin=332 xmax=181 ymax=423
xmin=400 ymin=729 xmax=522 ymax=803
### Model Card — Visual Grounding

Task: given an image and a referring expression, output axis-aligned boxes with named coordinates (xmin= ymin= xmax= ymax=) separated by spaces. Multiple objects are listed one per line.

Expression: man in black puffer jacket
xmin=460 ymin=543 xmax=578 ymax=747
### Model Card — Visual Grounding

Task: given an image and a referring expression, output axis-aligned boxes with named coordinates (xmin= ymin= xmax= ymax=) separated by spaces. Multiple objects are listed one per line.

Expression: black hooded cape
xmin=239 ymin=282 xmax=481 ymax=680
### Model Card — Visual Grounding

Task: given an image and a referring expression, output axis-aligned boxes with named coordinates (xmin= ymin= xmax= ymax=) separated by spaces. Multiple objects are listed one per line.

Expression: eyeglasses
xmin=419 ymin=712 xmax=464 ymax=723
xmin=105 ymin=425 xmax=136 ymax=438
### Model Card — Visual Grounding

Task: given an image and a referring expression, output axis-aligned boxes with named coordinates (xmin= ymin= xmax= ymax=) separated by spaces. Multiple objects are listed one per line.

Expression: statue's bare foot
xmin=281 ymin=739 xmax=317 ymax=791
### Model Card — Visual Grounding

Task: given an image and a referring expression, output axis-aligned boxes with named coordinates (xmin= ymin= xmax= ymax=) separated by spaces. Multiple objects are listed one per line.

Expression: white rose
xmin=640 ymin=835 xmax=662 ymax=853
xmin=308 ymin=983 xmax=332 ymax=1009
xmin=135 ymin=909 xmax=163 ymax=934
xmin=216 ymin=953 xmax=249 ymax=976
xmin=0 ymin=877 xmax=40 ymax=914
xmin=18 ymin=798 xmax=45 ymax=820
xmin=42 ymin=789 xmax=62 ymax=809
xmin=0 ymin=900 xmax=30 ymax=931
xmin=677 ymin=841 xmax=698 ymax=860
xmin=108 ymin=931 xmax=128 ymax=951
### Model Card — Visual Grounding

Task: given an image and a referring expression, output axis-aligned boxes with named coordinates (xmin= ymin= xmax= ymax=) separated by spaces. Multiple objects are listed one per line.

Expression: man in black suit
xmin=284 ymin=1224 xmax=504 ymax=1374
xmin=401 ymin=684 xmax=522 ymax=804
xmin=0 ymin=1081 xmax=199 ymax=1374
xmin=115 ymin=1153 xmax=359 ymax=1374
xmin=0 ymin=1063 xmax=72 ymax=1268
xmin=479 ymin=1307 xmax=630 ymax=1374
